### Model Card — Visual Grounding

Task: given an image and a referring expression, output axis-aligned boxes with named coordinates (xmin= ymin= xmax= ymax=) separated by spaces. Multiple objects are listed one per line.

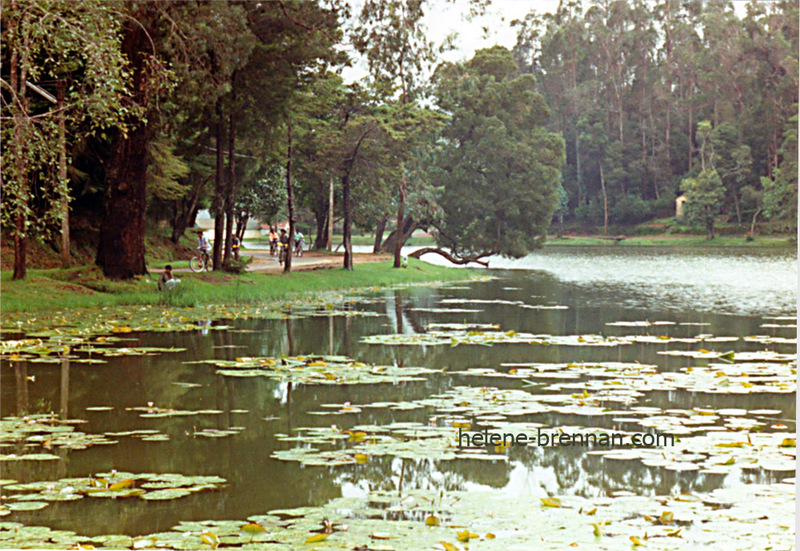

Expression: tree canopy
xmin=1 ymin=0 xmax=797 ymax=279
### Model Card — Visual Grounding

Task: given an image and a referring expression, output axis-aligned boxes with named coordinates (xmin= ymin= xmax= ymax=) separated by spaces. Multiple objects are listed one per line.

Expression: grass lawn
xmin=0 ymin=259 xmax=475 ymax=314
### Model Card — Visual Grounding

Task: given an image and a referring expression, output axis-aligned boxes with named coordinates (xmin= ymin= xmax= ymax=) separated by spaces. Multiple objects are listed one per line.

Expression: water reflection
xmin=0 ymin=248 xmax=795 ymax=536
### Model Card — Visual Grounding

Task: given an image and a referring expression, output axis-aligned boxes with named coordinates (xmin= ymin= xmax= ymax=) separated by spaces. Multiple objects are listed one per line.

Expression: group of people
xmin=159 ymin=226 xmax=305 ymax=291
xmin=196 ymin=230 xmax=240 ymax=262
xmin=268 ymin=227 xmax=305 ymax=262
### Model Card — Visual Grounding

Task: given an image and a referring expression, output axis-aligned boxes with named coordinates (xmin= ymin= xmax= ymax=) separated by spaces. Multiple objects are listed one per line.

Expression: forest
xmin=2 ymin=0 xmax=797 ymax=280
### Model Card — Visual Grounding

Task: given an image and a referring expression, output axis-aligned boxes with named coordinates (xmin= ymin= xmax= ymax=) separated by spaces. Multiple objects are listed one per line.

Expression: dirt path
xmin=245 ymin=249 xmax=391 ymax=273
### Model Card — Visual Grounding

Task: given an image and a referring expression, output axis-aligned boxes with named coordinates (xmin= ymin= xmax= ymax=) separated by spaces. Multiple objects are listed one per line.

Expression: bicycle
xmin=277 ymin=242 xmax=288 ymax=265
xmin=190 ymin=251 xmax=213 ymax=272
xmin=294 ymin=238 xmax=304 ymax=257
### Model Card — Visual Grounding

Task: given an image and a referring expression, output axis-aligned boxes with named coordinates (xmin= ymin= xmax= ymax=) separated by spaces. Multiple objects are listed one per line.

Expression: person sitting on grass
xmin=158 ymin=265 xmax=181 ymax=291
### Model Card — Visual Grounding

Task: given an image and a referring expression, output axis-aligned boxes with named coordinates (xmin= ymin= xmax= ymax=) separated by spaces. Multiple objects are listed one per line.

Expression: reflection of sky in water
xmin=473 ymin=247 xmax=797 ymax=317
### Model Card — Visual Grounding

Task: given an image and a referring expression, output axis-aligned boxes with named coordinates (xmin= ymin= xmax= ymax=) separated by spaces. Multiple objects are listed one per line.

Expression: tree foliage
xmin=430 ymin=46 xmax=564 ymax=260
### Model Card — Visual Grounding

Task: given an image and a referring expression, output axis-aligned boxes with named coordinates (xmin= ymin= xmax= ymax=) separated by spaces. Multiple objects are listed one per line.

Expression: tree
xmin=96 ymin=1 xmax=252 ymax=278
xmin=1 ymin=0 xmax=132 ymax=279
xmin=234 ymin=164 xmax=286 ymax=242
xmin=680 ymin=170 xmax=725 ymax=240
xmin=352 ymin=0 xmax=440 ymax=268
xmin=417 ymin=46 xmax=564 ymax=264
xmin=761 ymin=113 xmax=798 ymax=233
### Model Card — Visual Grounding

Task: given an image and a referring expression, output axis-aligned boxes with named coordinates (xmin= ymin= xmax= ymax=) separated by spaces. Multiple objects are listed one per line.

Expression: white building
xmin=194 ymin=210 xmax=265 ymax=241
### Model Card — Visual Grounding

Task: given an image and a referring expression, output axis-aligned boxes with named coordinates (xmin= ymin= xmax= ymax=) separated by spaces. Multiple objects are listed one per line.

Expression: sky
xmin=340 ymin=0 xmax=752 ymax=84
xmin=341 ymin=0 xmax=560 ymax=83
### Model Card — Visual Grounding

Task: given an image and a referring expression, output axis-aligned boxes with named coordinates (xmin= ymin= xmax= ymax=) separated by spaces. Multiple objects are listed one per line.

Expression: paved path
xmin=169 ymin=247 xmax=391 ymax=274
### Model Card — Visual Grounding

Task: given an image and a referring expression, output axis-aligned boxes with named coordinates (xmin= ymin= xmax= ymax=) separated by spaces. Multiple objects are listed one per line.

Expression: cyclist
xmin=196 ymin=231 xmax=211 ymax=267
xmin=269 ymin=227 xmax=278 ymax=256
xmin=294 ymin=230 xmax=305 ymax=257
xmin=232 ymin=235 xmax=240 ymax=260
xmin=278 ymin=228 xmax=289 ymax=264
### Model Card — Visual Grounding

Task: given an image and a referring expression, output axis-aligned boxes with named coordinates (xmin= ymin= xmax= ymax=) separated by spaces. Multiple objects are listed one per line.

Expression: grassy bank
xmin=543 ymin=235 xmax=795 ymax=247
xmin=0 ymin=259 xmax=475 ymax=314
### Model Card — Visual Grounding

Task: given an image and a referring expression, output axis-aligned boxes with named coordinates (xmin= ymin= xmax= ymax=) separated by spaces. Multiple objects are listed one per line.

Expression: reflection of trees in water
xmin=1 ymin=272 xmax=791 ymax=536
xmin=331 ymin=456 xmax=511 ymax=499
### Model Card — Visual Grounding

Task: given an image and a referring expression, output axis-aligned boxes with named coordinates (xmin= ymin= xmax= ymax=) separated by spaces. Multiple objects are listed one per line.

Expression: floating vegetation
xmin=606 ymin=320 xmax=677 ymax=327
xmin=0 ymin=472 xmax=226 ymax=515
xmin=189 ymin=354 xmax=437 ymax=385
xmin=0 ymin=275 xmax=794 ymax=549
xmin=361 ymin=329 xmax=735 ymax=347
xmin=0 ymin=415 xmax=116 ymax=456
xmin=439 ymin=298 xmax=569 ymax=310
xmin=126 ymin=406 xmax=224 ymax=418
xmin=0 ymin=481 xmax=792 ymax=549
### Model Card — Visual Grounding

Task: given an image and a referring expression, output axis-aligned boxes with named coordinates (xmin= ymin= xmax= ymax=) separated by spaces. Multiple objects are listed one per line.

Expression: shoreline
xmin=0 ymin=257 xmax=477 ymax=316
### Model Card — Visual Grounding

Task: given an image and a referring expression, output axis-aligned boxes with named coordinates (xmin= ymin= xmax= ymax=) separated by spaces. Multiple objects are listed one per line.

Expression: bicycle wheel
xmin=190 ymin=256 xmax=204 ymax=272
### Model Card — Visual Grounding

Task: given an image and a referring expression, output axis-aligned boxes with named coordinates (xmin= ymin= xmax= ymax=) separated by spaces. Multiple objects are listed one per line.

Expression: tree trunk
xmin=223 ymin=109 xmax=236 ymax=268
xmin=236 ymin=215 xmax=248 ymax=242
xmin=393 ymin=177 xmax=405 ymax=268
xmin=284 ymin=122 xmax=294 ymax=273
xmin=170 ymin=178 xmax=205 ymax=243
xmin=342 ymin=171 xmax=353 ymax=270
xmin=575 ymin=130 xmax=581 ymax=207
xmin=212 ymin=100 xmax=225 ymax=270
xmin=599 ymin=163 xmax=608 ymax=236
xmin=373 ymin=217 xmax=387 ymax=253
xmin=409 ymin=247 xmax=489 ymax=267
xmin=57 ymin=82 xmax=70 ymax=268
xmin=733 ymin=189 xmax=742 ymax=225
xmin=381 ymin=217 xmax=418 ymax=253
xmin=749 ymin=208 xmax=761 ymax=237
xmin=96 ymin=17 xmax=153 ymax=279
xmin=327 ymin=176 xmax=334 ymax=252
xmin=313 ymin=209 xmax=327 ymax=249
xmin=706 ymin=209 xmax=714 ymax=240
xmin=10 ymin=35 xmax=28 ymax=280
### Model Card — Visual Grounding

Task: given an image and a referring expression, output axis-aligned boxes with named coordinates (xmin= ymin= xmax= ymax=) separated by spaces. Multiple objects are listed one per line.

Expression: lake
xmin=1 ymin=246 xmax=796 ymax=549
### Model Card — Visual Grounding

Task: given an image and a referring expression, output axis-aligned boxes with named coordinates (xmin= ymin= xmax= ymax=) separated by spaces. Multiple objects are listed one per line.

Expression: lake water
xmin=1 ymin=246 xmax=796 ymax=548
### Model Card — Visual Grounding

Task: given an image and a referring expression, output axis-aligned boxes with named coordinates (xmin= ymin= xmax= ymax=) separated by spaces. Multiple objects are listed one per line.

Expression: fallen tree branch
xmin=408 ymin=247 xmax=490 ymax=267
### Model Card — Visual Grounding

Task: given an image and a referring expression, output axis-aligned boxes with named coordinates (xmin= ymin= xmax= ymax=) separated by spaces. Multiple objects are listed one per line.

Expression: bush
xmin=611 ymin=195 xmax=652 ymax=225
xmin=574 ymin=200 xmax=603 ymax=229
xmin=225 ymin=256 xmax=252 ymax=274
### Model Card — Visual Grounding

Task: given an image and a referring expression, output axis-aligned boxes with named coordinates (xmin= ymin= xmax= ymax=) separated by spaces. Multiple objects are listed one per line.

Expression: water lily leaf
xmin=304 ymin=532 xmax=329 ymax=543
xmin=200 ymin=531 xmax=219 ymax=548
xmin=108 ymin=479 xmax=134 ymax=491
xmin=240 ymin=523 xmax=267 ymax=536
xmin=425 ymin=515 xmax=441 ymax=527
xmin=7 ymin=501 xmax=48 ymax=511
xmin=540 ymin=497 xmax=561 ymax=508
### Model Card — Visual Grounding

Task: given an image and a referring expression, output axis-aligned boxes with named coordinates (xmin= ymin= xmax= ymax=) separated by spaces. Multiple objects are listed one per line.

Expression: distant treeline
xmin=512 ymin=0 xmax=797 ymax=234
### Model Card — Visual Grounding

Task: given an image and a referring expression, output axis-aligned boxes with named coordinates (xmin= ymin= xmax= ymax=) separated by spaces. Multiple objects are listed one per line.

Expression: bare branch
xmin=408 ymin=247 xmax=490 ymax=267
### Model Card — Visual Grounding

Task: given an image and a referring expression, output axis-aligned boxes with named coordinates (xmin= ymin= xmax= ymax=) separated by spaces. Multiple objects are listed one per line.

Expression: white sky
xmin=341 ymin=0 xmax=560 ymax=83
xmin=341 ymin=0 xmax=751 ymax=83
